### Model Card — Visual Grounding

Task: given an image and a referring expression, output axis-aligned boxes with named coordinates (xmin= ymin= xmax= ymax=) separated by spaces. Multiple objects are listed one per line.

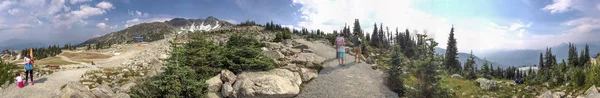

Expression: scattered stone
xmin=538 ymin=90 xmax=552 ymax=98
xmin=366 ymin=57 xmax=375 ymax=64
xmin=300 ymin=68 xmax=318 ymax=82
xmin=451 ymin=74 xmax=463 ymax=79
xmin=91 ymin=84 xmax=115 ymax=98
xmin=292 ymin=44 xmax=309 ymax=49
xmin=59 ymin=82 xmax=95 ymax=98
xmin=221 ymin=82 xmax=234 ymax=98
xmin=553 ymin=91 xmax=566 ymax=98
xmin=206 ymin=74 xmax=223 ymax=92
xmin=302 ymin=49 xmax=313 ymax=53
xmin=475 ymin=78 xmax=497 ymax=91
xmin=207 ymin=92 xmax=223 ymax=98
xmin=233 ymin=69 xmax=301 ymax=98
xmin=114 ymin=93 xmax=131 ymax=98
xmin=268 ymin=42 xmax=283 ymax=49
xmin=524 ymin=86 xmax=534 ymax=91
xmin=281 ymin=64 xmax=301 ymax=72
xmin=261 ymin=47 xmax=269 ymax=51
xmin=119 ymin=82 xmax=137 ymax=93
xmin=220 ymin=70 xmax=236 ymax=83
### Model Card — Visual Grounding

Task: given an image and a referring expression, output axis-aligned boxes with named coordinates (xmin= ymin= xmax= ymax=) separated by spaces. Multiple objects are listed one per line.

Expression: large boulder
xmin=207 ymin=92 xmax=223 ymax=98
xmin=451 ymin=74 xmax=463 ymax=79
xmin=300 ymin=68 xmax=318 ymax=82
xmin=552 ymin=91 xmax=565 ymax=98
xmin=233 ymin=69 xmax=302 ymax=98
xmin=262 ymin=50 xmax=285 ymax=60
xmin=585 ymin=85 xmax=600 ymax=98
xmin=221 ymin=70 xmax=237 ymax=83
xmin=91 ymin=84 xmax=115 ymax=98
xmin=60 ymin=82 xmax=95 ymax=98
xmin=475 ymin=78 xmax=497 ymax=91
xmin=221 ymin=82 xmax=234 ymax=97
xmin=206 ymin=74 xmax=223 ymax=92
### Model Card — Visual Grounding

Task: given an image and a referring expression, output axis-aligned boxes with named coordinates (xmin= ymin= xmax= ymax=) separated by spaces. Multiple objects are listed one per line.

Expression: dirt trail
xmin=294 ymin=39 xmax=398 ymax=98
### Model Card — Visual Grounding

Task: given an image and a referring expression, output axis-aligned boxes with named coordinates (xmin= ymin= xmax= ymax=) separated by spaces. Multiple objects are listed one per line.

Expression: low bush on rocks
xmin=0 ymin=58 xmax=18 ymax=86
xmin=129 ymin=35 xmax=275 ymax=97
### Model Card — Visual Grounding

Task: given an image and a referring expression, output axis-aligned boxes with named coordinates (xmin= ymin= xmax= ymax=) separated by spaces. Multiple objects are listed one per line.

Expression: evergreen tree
xmin=568 ymin=43 xmax=579 ymax=67
xmin=371 ymin=23 xmax=379 ymax=47
xmin=366 ymin=32 xmax=370 ymax=42
xmin=544 ymin=48 xmax=554 ymax=69
xmin=581 ymin=44 xmax=590 ymax=65
xmin=481 ymin=58 xmax=490 ymax=77
xmin=463 ymin=51 xmax=477 ymax=79
xmin=444 ymin=26 xmax=460 ymax=73
xmin=353 ymin=19 xmax=363 ymax=38
xmin=539 ymin=53 xmax=544 ymax=68
xmin=378 ymin=23 xmax=384 ymax=48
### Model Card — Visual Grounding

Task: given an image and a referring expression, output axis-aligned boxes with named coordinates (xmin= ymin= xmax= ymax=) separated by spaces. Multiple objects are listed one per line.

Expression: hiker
xmin=15 ymin=73 xmax=23 ymax=88
xmin=353 ymin=33 xmax=362 ymax=63
xmin=24 ymin=54 xmax=34 ymax=85
xmin=336 ymin=33 xmax=345 ymax=65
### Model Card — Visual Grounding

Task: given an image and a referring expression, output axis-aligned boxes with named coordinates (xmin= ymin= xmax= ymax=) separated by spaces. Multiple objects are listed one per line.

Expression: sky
xmin=1 ymin=0 xmax=599 ymax=53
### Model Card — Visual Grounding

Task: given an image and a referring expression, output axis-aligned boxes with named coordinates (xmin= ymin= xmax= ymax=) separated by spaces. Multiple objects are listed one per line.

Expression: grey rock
xmin=451 ymin=74 xmax=463 ymax=79
xmin=268 ymin=42 xmax=283 ymax=49
xmin=262 ymin=50 xmax=285 ymax=60
xmin=300 ymin=68 xmax=318 ymax=82
xmin=60 ymin=82 xmax=95 ymax=98
xmin=221 ymin=82 xmax=234 ymax=97
xmin=114 ymin=93 xmax=131 ymax=98
xmin=207 ymin=92 xmax=223 ymax=98
xmin=538 ymin=90 xmax=552 ymax=98
xmin=585 ymin=85 xmax=600 ymax=98
xmin=475 ymin=78 xmax=497 ymax=91
xmin=119 ymin=82 xmax=137 ymax=93
xmin=233 ymin=69 xmax=301 ymax=98
xmin=206 ymin=74 xmax=223 ymax=92
xmin=220 ymin=70 xmax=237 ymax=83
xmin=366 ymin=57 xmax=375 ymax=64
xmin=91 ymin=84 xmax=115 ymax=98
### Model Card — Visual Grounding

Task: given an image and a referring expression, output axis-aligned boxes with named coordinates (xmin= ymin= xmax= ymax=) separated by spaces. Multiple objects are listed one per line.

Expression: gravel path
xmin=294 ymin=39 xmax=398 ymax=98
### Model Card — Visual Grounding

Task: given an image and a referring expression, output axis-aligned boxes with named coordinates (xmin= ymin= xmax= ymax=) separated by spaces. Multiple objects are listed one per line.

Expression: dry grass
xmin=60 ymin=52 xmax=112 ymax=59
xmin=35 ymin=57 xmax=77 ymax=66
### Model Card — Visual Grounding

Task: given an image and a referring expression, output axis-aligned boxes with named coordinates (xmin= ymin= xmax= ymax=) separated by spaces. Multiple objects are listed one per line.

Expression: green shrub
xmin=273 ymin=31 xmax=292 ymax=42
xmin=0 ymin=58 xmax=18 ymax=85
xmin=129 ymin=34 xmax=275 ymax=97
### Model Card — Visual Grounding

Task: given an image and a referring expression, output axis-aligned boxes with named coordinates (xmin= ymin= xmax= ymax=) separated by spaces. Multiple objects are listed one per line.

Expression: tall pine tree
xmin=371 ymin=23 xmax=379 ymax=47
xmin=353 ymin=19 xmax=363 ymax=38
xmin=444 ymin=26 xmax=460 ymax=73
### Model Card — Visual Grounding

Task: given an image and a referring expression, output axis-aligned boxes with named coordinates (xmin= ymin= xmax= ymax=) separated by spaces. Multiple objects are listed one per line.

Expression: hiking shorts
xmin=337 ymin=52 xmax=344 ymax=58
xmin=354 ymin=47 xmax=362 ymax=56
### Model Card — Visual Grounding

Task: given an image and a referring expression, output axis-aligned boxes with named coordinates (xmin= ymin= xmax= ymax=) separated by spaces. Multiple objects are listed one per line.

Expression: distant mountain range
xmin=479 ymin=43 xmax=600 ymax=66
xmin=434 ymin=47 xmax=506 ymax=69
xmin=78 ymin=16 xmax=233 ymax=46
xmin=0 ymin=39 xmax=46 ymax=50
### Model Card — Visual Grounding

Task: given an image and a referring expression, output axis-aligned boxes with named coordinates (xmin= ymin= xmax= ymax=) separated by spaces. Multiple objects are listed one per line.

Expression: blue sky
xmin=1 ymin=0 xmax=599 ymax=53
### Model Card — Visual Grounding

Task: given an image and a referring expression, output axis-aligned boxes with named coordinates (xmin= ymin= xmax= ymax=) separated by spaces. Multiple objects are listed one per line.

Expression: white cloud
xmin=47 ymin=0 xmax=68 ymax=15
xmin=53 ymin=4 xmax=107 ymax=28
xmin=131 ymin=10 xmax=149 ymax=17
xmin=224 ymin=19 xmax=238 ymax=24
xmin=96 ymin=1 xmax=113 ymax=10
xmin=104 ymin=18 xmax=109 ymax=21
xmin=597 ymin=4 xmax=600 ymax=11
xmin=8 ymin=8 xmax=20 ymax=15
xmin=542 ymin=0 xmax=573 ymax=14
xmin=96 ymin=22 xmax=107 ymax=29
xmin=70 ymin=0 xmax=91 ymax=4
xmin=0 ymin=0 xmax=14 ymax=10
